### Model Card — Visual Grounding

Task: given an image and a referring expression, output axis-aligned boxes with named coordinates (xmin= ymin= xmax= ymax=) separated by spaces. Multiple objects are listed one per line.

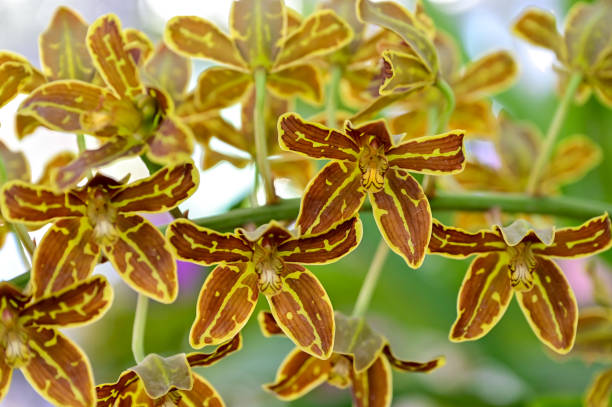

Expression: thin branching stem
xmin=76 ymin=134 xmax=93 ymax=179
xmin=254 ymin=67 xmax=275 ymax=204
xmin=526 ymin=71 xmax=583 ymax=195
xmin=131 ymin=293 xmax=149 ymax=364
xmin=352 ymin=239 xmax=389 ymax=318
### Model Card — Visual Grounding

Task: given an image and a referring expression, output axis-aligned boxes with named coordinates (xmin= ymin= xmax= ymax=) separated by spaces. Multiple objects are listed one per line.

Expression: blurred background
xmin=1 ymin=0 xmax=611 ymax=406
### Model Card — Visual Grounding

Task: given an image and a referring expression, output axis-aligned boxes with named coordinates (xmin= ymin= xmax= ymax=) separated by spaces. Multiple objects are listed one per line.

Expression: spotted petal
xmin=95 ymin=371 xmax=146 ymax=407
xmin=450 ymin=252 xmax=513 ymax=341
xmin=0 ymin=61 xmax=32 ymax=109
xmin=1 ymin=181 xmax=86 ymax=226
xmin=383 ymin=345 xmax=444 ymax=373
xmin=428 ymin=220 xmax=507 ymax=258
xmin=516 ymin=257 xmax=578 ymax=354
xmin=533 ymin=214 xmax=612 ymax=258
xmin=277 ymin=216 xmax=362 ymax=264
xmin=103 ymin=214 xmax=177 ymax=303
xmin=17 ymin=80 xmax=120 ymax=135
xmin=265 ymin=348 xmax=330 ymax=401
xmin=273 ymin=10 xmax=352 ymax=71
xmin=0 ymin=357 xmax=11 ymax=403
xmin=22 ymin=327 xmax=94 ymax=407
xmin=167 ymin=219 xmax=253 ymax=265
xmin=111 ymin=163 xmax=198 ymax=213
xmin=179 ymin=374 xmax=225 ymax=406
xmin=268 ymin=64 xmax=323 ymax=104
xmin=21 ymin=275 xmax=112 ymax=328
xmin=0 ymin=52 xmax=45 ymax=92
xmin=31 ymin=218 xmax=100 ymax=300
xmin=195 ymin=67 xmax=251 ymax=111
xmin=40 ymin=7 xmax=94 ymax=82
xmin=586 ymin=367 xmax=612 ymax=407
xmin=258 ymin=311 xmax=285 ymax=336
xmin=146 ymin=115 xmax=194 ymax=164
xmin=379 ymin=50 xmax=434 ymax=95
xmin=190 ymin=262 xmax=259 ymax=348
xmin=371 ymin=169 xmax=430 ymax=268
xmin=187 ymin=334 xmax=242 ymax=368
xmin=512 ymin=8 xmax=565 ymax=61
xmin=350 ymin=357 xmax=392 ymax=407
xmin=87 ymin=14 xmax=144 ymax=99
xmin=387 ymin=131 xmax=465 ymax=174
xmin=296 ymin=161 xmax=365 ymax=235
xmin=164 ymin=16 xmax=249 ymax=71
xmin=452 ymin=51 xmax=518 ymax=102
xmin=278 ymin=112 xmax=360 ymax=161
xmin=267 ymin=263 xmax=334 ymax=358
xmin=143 ymin=44 xmax=191 ymax=102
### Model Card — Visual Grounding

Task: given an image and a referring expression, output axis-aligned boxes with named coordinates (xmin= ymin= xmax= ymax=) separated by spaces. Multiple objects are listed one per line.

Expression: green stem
xmin=326 ymin=64 xmax=342 ymax=129
xmin=352 ymin=239 xmax=389 ymax=317
xmin=526 ymin=71 xmax=583 ymax=195
xmin=11 ymin=226 xmax=31 ymax=269
xmin=435 ymin=78 xmax=455 ymax=134
xmin=10 ymin=192 xmax=612 ymax=287
xmin=131 ymin=293 xmax=149 ymax=363
xmin=254 ymin=67 xmax=275 ymax=204
xmin=12 ymin=224 xmax=35 ymax=258
xmin=77 ymin=134 xmax=93 ymax=179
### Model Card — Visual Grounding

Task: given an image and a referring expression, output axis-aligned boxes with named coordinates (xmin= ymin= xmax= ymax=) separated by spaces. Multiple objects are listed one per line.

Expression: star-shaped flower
xmin=260 ymin=312 xmax=444 ymax=407
xmin=0 ymin=276 xmax=112 ymax=407
xmin=166 ymin=217 xmax=363 ymax=358
xmin=278 ymin=112 xmax=465 ymax=267
xmin=428 ymin=215 xmax=612 ymax=353
xmin=1 ymin=163 xmax=198 ymax=303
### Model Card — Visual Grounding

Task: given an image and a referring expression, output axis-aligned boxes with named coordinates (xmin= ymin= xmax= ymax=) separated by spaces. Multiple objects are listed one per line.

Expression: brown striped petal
xmin=428 ymin=220 xmax=507 ymax=258
xmin=452 ymin=162 xmax=514 ymax=192
xmin=516 ymin=257 xmax=578 ymax=354
xmin=40 ymin=7 xmax=94 ymax=82
xmin=0 ymin=51 xmax=45 ymax=93
xmin=147 ymin=115 xmax=194 ymax=164
xmin=22 ymin=275 xmax=112 ymax=328
xmin=452 ymin=51 xmax=518 ymax=102
xmin=195 ymin=67 xmax=251 ymax=111
xmin=357 ymin=0 xmax=438 ymax=73
xmin=22 ymin=327 xmax=94 ymax=407
xmin=31 ymin=218 xmax=100 ymax=300
xmin=190 ymin=263 xmax=259 ymax=348
xmin=450 ymin=252 xmax=513 ymax=341
xmin=0 ymin=357 xmax=11 ymax=403
xmin=278 ymin=217 xmax=362 ymax=264
xmin=389 ymin=110 xmax=428 ymax=139
xmin=564 ymin=2 xmax=612 ymax=67
xmin=344 ymin=119 xmax=393 ymax=150
xmin=574 ymin=307 xmax=612 ymax=360
xmin=54 ymin=137 xmax=145 ymax=189
xmin=449 ymin=100 xmax=497 ymax=136
xmin=350 ymin=356 xmax=392 ymax=407
xmin=265 ymin=348 xmax=331 ymax=401
xmin=379 ymin=50 xmax=434 ymax=95
xmin=278 ymin=112 xmax=360 ymax=160
xmin=267 ymin=263 xmax=334 ymax=358
xmin=268 ymin=64 xmax=323 ymax=104
xmin=111 ymin=162 xmax=198 ymax=213
xmin=297 ymin=161 xmax=365 ymax=235
xmin=15 ymin=113 xmax=41 ymax=140
xmin=178 ymin=374 xmax=225 ymax=406
xmin=144 ymin=43 xmax=191 ymax=102
xmin=273 ymin=10 xmax=352 ymax=71
xmin=512 ymin=8 xmax=565 ymax=61
xmin=258 ymin=311 xmax=285 ymax=336
xmin=231 ymin=0 xmax=285 ymax=69
xmin=0 ymin=61 xmax=32 ymax=109
xmin=382 ymin=345 xmax=444 ymax=373
xmin=387 ymin=131 xmax=465 ymax=174
xmin=1 ymin=181 xmax=86 ymax=225
xmin=96 ymin=371 xmax=145 ymax=407
xmin=124 ymin=28 xmax=154 ymax=65
xmin=167 ymin=219 xmax=253 ymax=265
xmin=533 ymin=214 xmax=612 ymax=258
xmin=0 ymin=140 xmax=30 ymax=182
xmin=586 ymin=367 xmax=612 ymax=407
xmin=17 ymin=80 xmax=120 ymax=134
xmin=37 ymin=151 xmax=76 ymax=185
xmin=104 ymin=214 xmax=177 ymax=303
xmin=164 ymin=16 xmax=248 ymax=71
xmin=87 ymin=14 xmax=144 ymax=99
xmin=371 ymin=170 xmax=430 ymax=268
xmin=187 ymin=334 xmax=242 ymax=368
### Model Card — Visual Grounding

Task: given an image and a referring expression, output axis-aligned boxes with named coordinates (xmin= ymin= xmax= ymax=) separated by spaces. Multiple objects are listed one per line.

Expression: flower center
xmin=328 ymin=355 xmax=352 ymax=388
xmin=252 ymin=244 xmax=283 ymax=295
xmin=86 ymin=188 xmax=118 ymax=245
xmin=507 ymin=243 xmax=536 ymax=292
xmin=155 ymin=390 xmax=181 ymax=406
xmin=358 ymin=143 xmax=388 ymax=193
xmin=0 ymin=308 xmax=32 ymax=368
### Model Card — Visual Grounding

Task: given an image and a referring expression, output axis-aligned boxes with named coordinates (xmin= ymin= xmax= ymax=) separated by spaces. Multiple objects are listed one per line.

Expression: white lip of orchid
xmin=328 ymin=356 xmax=352 ymax=388
xmin=508 ymin=243 xmax=536 ymax=292
xmin=87 ymin=188 xmax=119 ymax=244
xmin=1 ymin=308 xmax=31 ymax=368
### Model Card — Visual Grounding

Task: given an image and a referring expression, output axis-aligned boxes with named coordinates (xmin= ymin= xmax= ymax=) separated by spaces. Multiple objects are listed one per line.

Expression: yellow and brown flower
xmin=96 ymin=334 xmax=241 ymax=407
xmin=166 ymin=216 xmax=363 ymax=358
xmin=261 ymin=312 xmax=444 ymax=407
xmin=0 ymin=276 xmax=113 ymax=407
xmin=513 ymin=1 xmax=612 ymax=107
xmin=278 ymin=112 xmax=465 ymax=268
xmin=428 ymin=215 xmax=612 ymax=353
xmin=17 ymin=14 xmax=194 ymax=189
xmin=1 ymin=163 xmax=198 ymax=303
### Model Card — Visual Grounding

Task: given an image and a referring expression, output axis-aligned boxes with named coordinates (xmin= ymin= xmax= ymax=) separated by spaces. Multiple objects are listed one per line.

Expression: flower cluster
xmin=0 ymin=0 xmax=610 ymax=406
